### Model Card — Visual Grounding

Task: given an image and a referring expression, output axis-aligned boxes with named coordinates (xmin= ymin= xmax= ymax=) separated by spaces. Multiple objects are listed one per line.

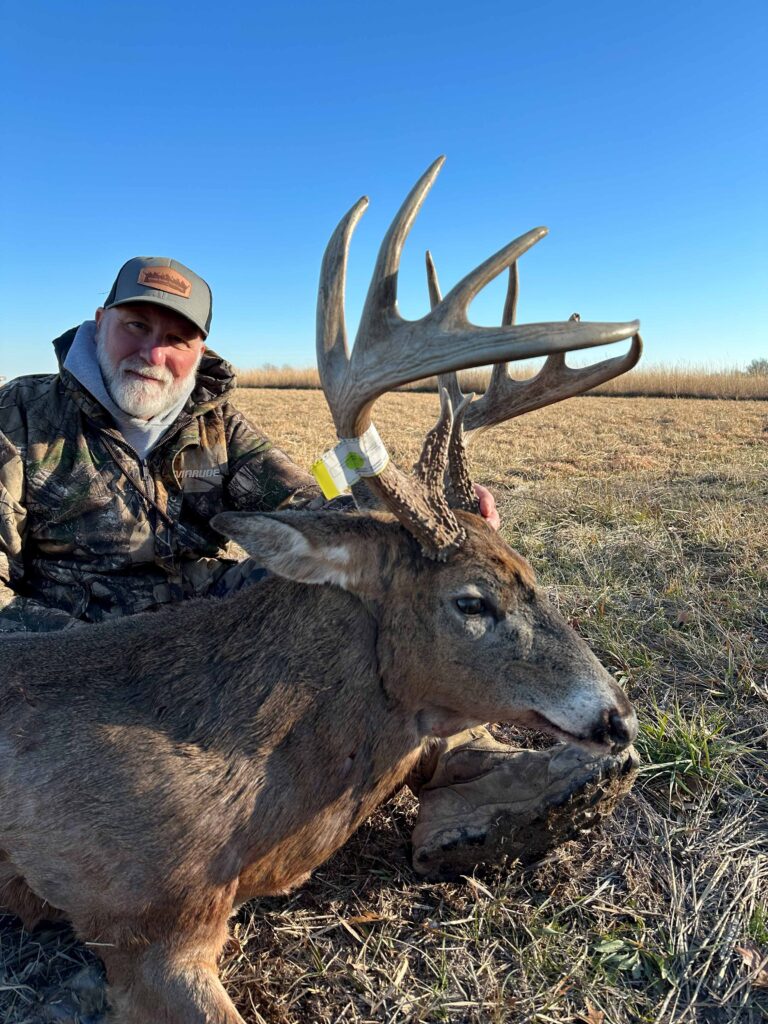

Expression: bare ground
xmin=2 ymin=393 xmax=766 ymax=1024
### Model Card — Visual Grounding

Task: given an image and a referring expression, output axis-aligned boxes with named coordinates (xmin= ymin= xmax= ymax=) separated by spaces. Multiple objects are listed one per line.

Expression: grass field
xmin=1 ymin=390 xmax=766 ymax=1023
xmin=235 ymin=364 xmax=768 ymax=402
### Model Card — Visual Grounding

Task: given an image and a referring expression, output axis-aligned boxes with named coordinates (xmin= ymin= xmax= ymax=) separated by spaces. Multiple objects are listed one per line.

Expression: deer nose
xmin=609 ymin=707 xmax=638 ymax=746
xmin=591 ymin=706 xmax=638 ymax=749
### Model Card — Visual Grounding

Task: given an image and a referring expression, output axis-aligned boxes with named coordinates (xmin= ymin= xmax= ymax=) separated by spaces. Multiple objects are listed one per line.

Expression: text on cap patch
xmin=137 ymin=267 xmax=193 ymax=298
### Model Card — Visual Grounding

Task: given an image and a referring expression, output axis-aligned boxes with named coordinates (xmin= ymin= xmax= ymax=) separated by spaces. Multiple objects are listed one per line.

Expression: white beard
xmin=97 ymin=338 xmax=202 ymax=419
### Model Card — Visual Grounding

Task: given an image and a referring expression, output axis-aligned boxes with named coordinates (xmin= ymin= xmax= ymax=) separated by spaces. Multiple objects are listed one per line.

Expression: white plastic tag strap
xmin=312 ymin=423 xmax=390 ymax=499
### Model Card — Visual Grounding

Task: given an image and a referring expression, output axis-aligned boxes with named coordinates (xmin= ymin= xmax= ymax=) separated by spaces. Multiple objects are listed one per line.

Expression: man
xmin=0 ymin=257 xmax=325 ymax=632
xmin=0 ymin=256 xmax=635 ymax=878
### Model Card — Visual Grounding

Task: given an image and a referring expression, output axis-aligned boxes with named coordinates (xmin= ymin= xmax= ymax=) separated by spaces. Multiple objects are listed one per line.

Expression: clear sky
xmin=1 ymin=0 xmax=766 ymax=381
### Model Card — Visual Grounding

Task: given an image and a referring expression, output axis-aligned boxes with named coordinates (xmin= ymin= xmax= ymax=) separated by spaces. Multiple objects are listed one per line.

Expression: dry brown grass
xmin=235 ymin=363 xmax=768 ymax=401
xmin=2 ymin=392 xmax=767 ymax=1023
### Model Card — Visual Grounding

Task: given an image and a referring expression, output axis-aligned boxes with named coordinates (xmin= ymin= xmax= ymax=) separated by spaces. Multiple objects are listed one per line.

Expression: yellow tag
xmin=312 ymin=458 xmax=345 ymax=500
xmin=311 ymin=424 xmax=390 ymax=498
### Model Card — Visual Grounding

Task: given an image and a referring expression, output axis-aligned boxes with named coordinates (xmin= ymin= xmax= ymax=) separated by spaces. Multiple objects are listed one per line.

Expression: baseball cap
xmin=104 ymin=257 xmax=212 ymax=337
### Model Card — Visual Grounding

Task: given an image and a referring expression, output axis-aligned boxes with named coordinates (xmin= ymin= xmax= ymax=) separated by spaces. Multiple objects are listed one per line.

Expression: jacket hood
xmin=52 ymin=326 xmax=238 ymax=414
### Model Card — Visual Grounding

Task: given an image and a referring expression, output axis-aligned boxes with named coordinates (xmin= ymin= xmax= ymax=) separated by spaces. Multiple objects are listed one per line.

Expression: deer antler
xmin=427 ymin=252 xmax=643 ymax=445
xmin=427 ymin=251 xmax=642 ymax=512
xmin=316 ymin=157 xmax=640 ymax=559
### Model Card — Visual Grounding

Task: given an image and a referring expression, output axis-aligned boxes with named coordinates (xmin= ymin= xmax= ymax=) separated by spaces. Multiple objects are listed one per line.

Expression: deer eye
xmin=455 ymin=596 xmax=487 ymax=616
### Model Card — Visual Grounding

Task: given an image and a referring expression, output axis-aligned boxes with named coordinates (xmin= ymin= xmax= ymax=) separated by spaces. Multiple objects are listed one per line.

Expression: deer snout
xmin=589 ymin=701 xmax=638 ymax=750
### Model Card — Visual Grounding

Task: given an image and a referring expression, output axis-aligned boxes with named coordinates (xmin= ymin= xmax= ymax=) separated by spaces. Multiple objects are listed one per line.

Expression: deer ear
xmin=211 ymin=511 xmax=377 ymax=593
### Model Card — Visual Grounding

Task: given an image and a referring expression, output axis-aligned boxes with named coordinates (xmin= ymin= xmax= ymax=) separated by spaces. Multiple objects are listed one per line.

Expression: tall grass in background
xmin=236 ymin=362 xmax=768 ymax=400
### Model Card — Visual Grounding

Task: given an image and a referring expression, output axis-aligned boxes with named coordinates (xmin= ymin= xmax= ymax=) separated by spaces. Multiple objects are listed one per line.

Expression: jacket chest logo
xmin=175 ymin=458 xmax=225 ymax=495
xmin=178 ymin=468 xmax=221 ymax=480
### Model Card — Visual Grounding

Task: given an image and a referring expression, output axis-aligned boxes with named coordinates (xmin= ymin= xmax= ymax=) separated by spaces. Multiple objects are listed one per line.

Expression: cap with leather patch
xmin=104 ymin=256 xmax=212 ymax=336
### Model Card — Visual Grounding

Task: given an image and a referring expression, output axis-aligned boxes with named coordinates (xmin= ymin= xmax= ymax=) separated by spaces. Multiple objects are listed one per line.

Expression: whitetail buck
xmin=0 ymin=158 xmax=640 ymax=1023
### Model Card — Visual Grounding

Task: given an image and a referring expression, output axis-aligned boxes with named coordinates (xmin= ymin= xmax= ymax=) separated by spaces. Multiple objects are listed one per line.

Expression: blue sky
xmin=1 ymin=0 xmax=766 ymax=380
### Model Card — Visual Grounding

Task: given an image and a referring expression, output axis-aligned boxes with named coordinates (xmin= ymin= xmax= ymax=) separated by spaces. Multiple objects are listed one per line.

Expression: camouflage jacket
xmin=0 ymin=328 xmax=321 ymax=632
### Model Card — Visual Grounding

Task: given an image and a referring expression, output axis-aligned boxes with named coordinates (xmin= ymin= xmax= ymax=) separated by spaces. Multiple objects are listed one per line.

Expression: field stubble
xmin=1 ymin=392 xmax=766 ymax=1024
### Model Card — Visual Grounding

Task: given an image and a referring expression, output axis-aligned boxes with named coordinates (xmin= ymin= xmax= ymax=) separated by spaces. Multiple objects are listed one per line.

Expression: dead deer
xmin=0 ymin=158 xmax=640 ymax=1024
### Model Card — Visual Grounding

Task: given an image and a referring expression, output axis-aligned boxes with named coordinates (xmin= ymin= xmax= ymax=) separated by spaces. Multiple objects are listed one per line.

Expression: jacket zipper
xmin=98 ymin=432 xmax=175 ymax=527
xmin=98 ymin=419 xmax=198 ymax=491
xmin=139 ymin=459 xmax=155 ymax=502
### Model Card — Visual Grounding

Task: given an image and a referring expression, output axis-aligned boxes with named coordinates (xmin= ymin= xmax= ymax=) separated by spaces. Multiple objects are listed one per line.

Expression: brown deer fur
xmin=0 ymin=509 xmax=636 ymax=1023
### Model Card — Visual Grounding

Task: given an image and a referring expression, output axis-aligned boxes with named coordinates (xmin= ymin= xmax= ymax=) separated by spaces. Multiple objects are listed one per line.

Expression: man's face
xmin=94 ymin=303 xmax=206 ymax=419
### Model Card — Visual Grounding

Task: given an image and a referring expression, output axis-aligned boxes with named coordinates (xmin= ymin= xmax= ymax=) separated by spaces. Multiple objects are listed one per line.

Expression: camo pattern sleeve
xmin=224 ymin=405 xmax=322 ymax=512
xmin=0 ymin=429 xmax=78 ymax=632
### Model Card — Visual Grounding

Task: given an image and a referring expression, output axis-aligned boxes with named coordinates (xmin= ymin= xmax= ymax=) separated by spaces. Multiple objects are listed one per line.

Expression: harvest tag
xmin=311 ymin=424 xmax=390 ymax=499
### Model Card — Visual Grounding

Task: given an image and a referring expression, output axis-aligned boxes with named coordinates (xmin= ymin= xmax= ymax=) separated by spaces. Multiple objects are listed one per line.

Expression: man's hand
xmin=473 ymin=483 xmax=500 ymax=531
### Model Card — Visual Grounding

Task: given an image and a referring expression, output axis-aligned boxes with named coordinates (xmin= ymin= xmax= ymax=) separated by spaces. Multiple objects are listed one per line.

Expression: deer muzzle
xmin=523 ymin=678 xmax=638 ymax=753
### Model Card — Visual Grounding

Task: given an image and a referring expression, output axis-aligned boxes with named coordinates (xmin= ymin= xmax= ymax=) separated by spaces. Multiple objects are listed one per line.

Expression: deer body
xmin=0 ymin=512 xmax=634 ymax=1021
xmin=1 ymin=534 xmax=410 ymax=911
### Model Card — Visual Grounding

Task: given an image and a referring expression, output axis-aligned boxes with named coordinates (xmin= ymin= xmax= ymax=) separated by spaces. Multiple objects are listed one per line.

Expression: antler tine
xmin=414 ymin=388 xmax=456 ymax=493
xmin=500 ymin=258 xmax=519 ymax=328
xmin=427 ymin=250 xmax=486 ymax=514
xmin=357 ymin=156 xmax=446 ymax=339
xmin=425 ymin=247 xmax=442 ymax=310
xmin=316 ymin=195 xmax=370 ymax=408
xmin=445 ymin=393 xmax=479 ymax=513
xmin=429 ymin=256 xmax=520 ymax=418
xmin=463 ymin=333 xmax=644 ymax=441
xmin=438 ymin=227 xmax=546 ymax=324
xmin=427 ymin=250 xmax=465 ymax=413
xmin=487 ymin=260 xmax=520 ymax=388
xmin=386 ymin=387 xmax=466 ymax=560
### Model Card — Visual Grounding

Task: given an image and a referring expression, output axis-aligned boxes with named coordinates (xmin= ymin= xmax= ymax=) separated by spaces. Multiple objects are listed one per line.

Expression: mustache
xmin=118 ymin=358 xmax=173 ymax=384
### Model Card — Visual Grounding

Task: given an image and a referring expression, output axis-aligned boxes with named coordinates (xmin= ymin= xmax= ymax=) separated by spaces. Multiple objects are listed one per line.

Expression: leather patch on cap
xmin=137 ymin=266 xmax=192 ymax=298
